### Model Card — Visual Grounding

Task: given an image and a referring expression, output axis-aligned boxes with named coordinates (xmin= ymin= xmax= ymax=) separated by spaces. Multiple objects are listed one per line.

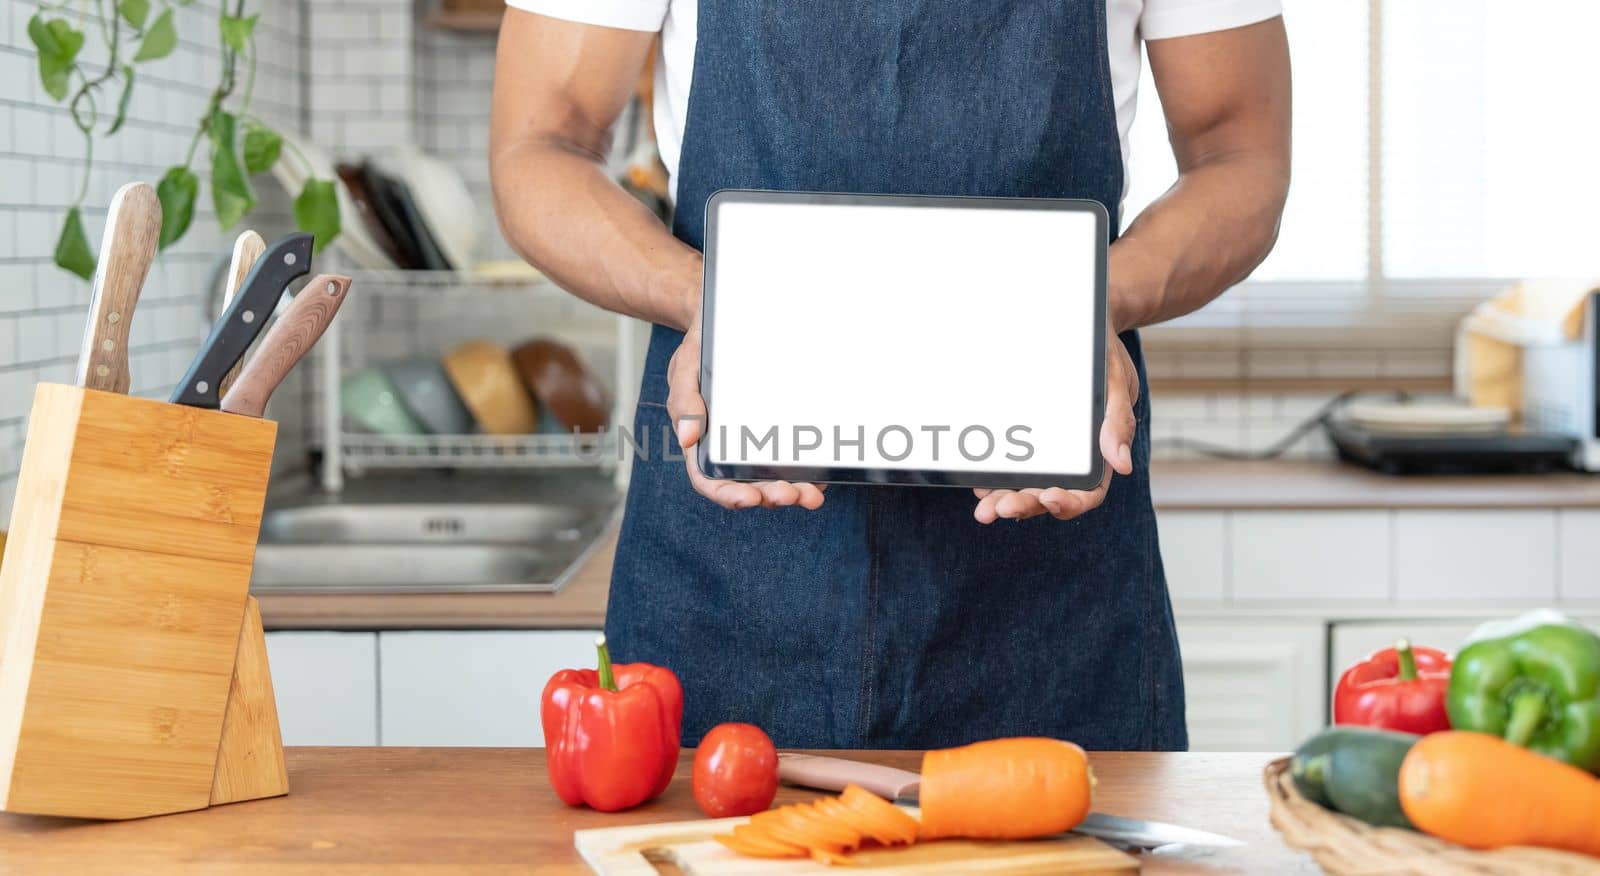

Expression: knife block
xmin=0 ymin=384 xmax=288 ymax=819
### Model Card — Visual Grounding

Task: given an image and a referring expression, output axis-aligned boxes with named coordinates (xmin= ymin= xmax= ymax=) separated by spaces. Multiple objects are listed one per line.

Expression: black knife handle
xmin=170 ymin=233 xmax=314 ymax=408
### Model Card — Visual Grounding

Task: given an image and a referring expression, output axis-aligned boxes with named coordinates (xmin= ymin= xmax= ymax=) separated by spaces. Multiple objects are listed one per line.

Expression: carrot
xmin=1398 ymin=731 xmax=1600 ymax=857
xmin=918 ymin=737 xmax=1094 ymax=840
xmin=714 ymin=787 xmax=918 ymax=865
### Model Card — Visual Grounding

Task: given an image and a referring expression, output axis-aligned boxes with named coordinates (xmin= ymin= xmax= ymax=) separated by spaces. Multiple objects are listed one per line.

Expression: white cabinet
xmin=264 ymin=632 xmax=379 ymax=745
xmin=1176 ymin=621 xmax=1325 ymax=753
xmin=1157 ymin=512 xmax=1226 ymax=603
xmin=378 ymin=630 xmax=602 ymax=746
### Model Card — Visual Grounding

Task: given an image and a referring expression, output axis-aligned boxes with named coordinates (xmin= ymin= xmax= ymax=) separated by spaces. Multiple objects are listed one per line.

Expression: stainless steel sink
xmin=251 ymin=472 xmax=618 ymax=594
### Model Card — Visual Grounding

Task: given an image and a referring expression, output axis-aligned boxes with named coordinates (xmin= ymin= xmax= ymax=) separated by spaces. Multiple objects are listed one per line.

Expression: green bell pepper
xmin=1447 ymin=620 xmax=1600 ymax=774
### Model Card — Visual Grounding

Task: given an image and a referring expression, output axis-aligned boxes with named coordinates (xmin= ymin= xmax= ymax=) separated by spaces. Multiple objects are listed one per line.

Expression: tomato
xmin=692 ymin=723 xmax=779 ymax=818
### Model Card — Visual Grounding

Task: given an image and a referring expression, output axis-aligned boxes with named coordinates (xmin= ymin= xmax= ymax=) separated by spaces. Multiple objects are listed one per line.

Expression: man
xmin=490 ymin=1 xmax=1290 ymax=749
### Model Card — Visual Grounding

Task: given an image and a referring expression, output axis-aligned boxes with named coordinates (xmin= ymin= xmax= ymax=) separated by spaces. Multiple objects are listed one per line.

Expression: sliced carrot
xmin=840 ymin=785 xmax=919 ymax=844
xmin=919 ymin=737 xmax=1092 ymax=840
xmin=783 ymin=802 xmax=861 ymax=849
xmin=810 ymin=846 xmax=856 ymax=866
xmin=732 ymin=823 xmax=808 ymax=856
xmin=715 ymin=832 xmax=801 ymax=858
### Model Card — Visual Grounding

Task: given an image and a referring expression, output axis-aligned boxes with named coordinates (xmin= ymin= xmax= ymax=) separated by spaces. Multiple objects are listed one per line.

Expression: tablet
xmin=698 ymin=190 xmax=1108 ymax=490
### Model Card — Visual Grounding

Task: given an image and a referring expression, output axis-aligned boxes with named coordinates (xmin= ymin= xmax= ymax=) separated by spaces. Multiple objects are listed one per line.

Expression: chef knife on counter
xmin=219 ymin=273 xmax=351 ymax=418
xmin=76 ymin=181 xmax=162 ymax=393
xmin=217 ymin=229 xmax=267 ymax=398
xmin=777 ymin=752 xmax=1244 ymax=850
xmin=171 ymin=232 xmax=313 ymax=408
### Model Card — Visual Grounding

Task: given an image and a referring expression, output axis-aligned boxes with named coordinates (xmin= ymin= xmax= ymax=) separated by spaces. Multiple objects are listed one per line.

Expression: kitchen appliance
xmin=1523 ymin=290 xmax=1600 ymax=471
xmin=76 ymin=182 xmax=160 ymax=392
xmin=172 ymin=233 xmax=314 ymax=408
xmin=1326 ymin=418 xmax=1577 ymax=475
xmin=218 ymin=229 xmax=267 ymax=396
xmin=575 ymin=817 xmax=1137 ymax=874
xmin=777 ymin=753 xmax=1243 ymax=850
xmin=0 ymin=221 xmax=333 ymax=819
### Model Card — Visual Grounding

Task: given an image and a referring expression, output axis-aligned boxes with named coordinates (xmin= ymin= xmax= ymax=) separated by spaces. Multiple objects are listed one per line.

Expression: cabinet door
xmin=264 ymin=632 xmax=379 ymax=745
xmin=1176 ymin=621 xmax=1325 ymax=752
xmin=1330 ymin=616 xmax=1600 ymax=695
xmin=379 ymin=630 xmax=602 ymax=746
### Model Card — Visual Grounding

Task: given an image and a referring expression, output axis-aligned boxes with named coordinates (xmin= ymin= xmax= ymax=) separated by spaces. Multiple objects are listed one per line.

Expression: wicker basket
xmin=1264 ymin=757 xmax=1599 ymax=875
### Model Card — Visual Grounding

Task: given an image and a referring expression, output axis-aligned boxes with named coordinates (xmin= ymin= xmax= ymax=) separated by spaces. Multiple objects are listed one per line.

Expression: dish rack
xmin=311 ymin=269 xmax=641 ymax=492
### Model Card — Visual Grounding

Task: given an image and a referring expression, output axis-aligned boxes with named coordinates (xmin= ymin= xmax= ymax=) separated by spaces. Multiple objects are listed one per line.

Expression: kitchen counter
xmin=1151 ymin=459 xmax=1600 ymax=510
xmin=257 ymin=459 xmax=1600 ymax=630
xmin=0 ymin=748 xmax=1314 ymax=874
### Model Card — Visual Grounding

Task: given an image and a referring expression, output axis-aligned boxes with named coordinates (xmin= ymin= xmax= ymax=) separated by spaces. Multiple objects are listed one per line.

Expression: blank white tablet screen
xmin=704 ymin=198 xmax=1101 ymax=478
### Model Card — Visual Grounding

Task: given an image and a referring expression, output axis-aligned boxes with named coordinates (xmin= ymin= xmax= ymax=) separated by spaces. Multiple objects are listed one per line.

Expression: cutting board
xmin=575 ymin=815 xmax=1139 ymax=875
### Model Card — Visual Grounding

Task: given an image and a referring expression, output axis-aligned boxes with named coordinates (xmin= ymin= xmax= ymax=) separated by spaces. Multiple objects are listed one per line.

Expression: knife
xmin=170 ymin=232 xmax=313 ymax=408
xmin=217 ymin=229 xmax=267 ymax=397
xmin=776 ymin=752 xmax=1244 ymax=850
xmin=220 ymin=274 xmax=351 ymax=418
xmin=76 ymin=181 xmax=162 ymax=392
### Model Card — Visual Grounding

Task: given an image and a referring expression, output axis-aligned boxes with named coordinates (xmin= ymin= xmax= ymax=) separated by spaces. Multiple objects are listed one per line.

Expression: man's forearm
xmin=491 ymin=140 xmax=701 ymax=332
xmin=1109 ymin=150 xmax=1289 ymax=334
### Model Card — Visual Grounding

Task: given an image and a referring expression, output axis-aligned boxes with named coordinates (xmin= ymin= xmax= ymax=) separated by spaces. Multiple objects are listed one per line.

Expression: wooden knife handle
xmin=220 ymin=274 xmax=351 ymax=418
xmin=217 ymin=230 xmax=267 ymax=397
xmin=77 ymin=182 xmax=161 ymax=393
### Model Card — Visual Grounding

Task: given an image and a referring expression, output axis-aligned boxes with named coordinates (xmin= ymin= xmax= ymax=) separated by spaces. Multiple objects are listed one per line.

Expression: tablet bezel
xmin=697 ymin=189 xmax=1108 ymax=490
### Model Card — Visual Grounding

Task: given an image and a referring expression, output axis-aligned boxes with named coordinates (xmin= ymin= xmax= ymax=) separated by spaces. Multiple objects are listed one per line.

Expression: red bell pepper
xmin=541 ymin=635 xmax=683 ymax=812
xmin=1332 ymin=638 xmax=1452 ymax=734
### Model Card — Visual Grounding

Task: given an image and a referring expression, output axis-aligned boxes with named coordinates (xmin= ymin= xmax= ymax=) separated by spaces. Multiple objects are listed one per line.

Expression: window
xmin=1125 ymin=0 xmax=1600 ymax=329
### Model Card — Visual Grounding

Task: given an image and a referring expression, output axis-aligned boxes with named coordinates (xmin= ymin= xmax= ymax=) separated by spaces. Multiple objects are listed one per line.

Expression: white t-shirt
xmin=507 ymin=0 xmax=1281 ymax=203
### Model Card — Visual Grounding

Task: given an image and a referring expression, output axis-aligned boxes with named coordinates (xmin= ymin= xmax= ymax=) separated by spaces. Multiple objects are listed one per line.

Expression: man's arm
xmin=1109 ymin=17 xmax=1291 ymax=333
xmin=973 ymin=17 xmax=1289 ymax=523
xmin=490 ymin=10 xmax=823 ymax=511
xmin=489 ymin=10 xmax=700 ymax=331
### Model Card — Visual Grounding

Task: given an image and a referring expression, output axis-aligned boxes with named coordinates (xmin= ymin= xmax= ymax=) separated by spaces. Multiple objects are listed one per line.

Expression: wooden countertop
xmin=1149 ymin=460 xmax=1600 ymax=510
xmin=257 ymin=460 xmax=1600 ymax=630
xmin=0 ymin=748 xmax=1314 ymax=874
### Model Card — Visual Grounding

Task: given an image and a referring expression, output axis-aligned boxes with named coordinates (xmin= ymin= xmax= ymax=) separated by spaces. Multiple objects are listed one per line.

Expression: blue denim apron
xmin=607 ymin=0 xmax=1187 ymax=751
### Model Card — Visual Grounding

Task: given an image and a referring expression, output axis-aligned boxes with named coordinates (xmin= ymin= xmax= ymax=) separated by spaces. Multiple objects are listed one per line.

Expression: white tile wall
xmin=1392 ymin=510 xmax=1558 ymax=602
xmin=1230 ymin=510 xmax=1390 ymax=602
xmin=0 ymin=0 xmax=304 ymax=523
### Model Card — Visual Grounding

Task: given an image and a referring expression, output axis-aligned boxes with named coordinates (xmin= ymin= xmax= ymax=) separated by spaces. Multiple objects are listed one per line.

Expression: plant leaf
xmin=28 ymin=14 xmax=86 ymax=102
xmin=293 ymin=178 xmax=341 ymax=254
xmin=208 ymin=111 xmax=255 ymax=230
xmin=118 ymin=0 xmax=150 ymax=30
xmin=219 ymin=14 xmax=258 ymax=54
xmin=107 ymin=66 xmax=135 ymax=135
xmin=242 ymin=121 xmax=282 ymax=174
xmin=133 ymin=8 xmax=177 ymax=62
xmin=155 ymin=166 xmax=198 ymax=250
xmin=54 ymin=208 xmax=97 ymax=280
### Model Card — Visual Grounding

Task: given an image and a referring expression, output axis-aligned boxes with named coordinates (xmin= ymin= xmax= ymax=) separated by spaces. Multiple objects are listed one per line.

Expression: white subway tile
xmin=1158 ymin=511 xmax=1227 ymax=603
xmin=1232 ymin=511 xmax=1390 ymax=601
xmin=1394 ymin=510 xmax=1557 ymax=602
xmin=15 ymin=313 xmax=56 ymax=364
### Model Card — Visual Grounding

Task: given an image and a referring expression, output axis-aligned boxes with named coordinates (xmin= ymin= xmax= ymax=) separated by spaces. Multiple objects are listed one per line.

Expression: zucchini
xmin=1290 ymin=726 xmax=1419 ymax=828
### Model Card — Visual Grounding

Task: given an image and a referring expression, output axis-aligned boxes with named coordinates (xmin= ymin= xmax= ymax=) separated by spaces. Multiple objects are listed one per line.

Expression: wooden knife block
xmin=0 ymin=384 xmax=288 ymax=819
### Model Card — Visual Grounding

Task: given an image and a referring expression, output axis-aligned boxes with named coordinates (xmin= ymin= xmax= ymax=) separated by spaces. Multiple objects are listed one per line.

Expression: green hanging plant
xmin=28 ymin=1 xmax=340 ymax=279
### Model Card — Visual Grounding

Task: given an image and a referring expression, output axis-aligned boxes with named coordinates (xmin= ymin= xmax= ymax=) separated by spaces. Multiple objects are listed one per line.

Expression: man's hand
xmin=972 ymin=329 xmax=1138 ymax=524
xmin=666 ymin=283 xmax=827 ymax=511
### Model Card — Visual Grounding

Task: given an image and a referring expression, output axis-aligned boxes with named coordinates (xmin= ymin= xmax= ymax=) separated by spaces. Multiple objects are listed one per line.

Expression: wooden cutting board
xmin=575 ymin=815 xmax=1139 ymax=875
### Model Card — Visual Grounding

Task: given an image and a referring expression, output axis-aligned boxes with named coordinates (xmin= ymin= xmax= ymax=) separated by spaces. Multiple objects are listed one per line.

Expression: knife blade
xmin=217 ymin=229 xmax=267 ymax=398
xmin=776 ymin=752 xmax=1244 ymax=850
xmin=220 ymin=274 xmax=351 ymax=418
xmin=76 ymin=181 xmax=162 ymax=393
xmin=170 ymin=232 xmax=313 ymax=408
